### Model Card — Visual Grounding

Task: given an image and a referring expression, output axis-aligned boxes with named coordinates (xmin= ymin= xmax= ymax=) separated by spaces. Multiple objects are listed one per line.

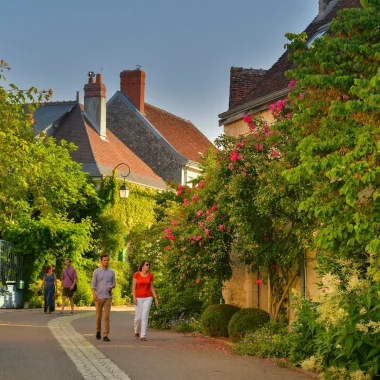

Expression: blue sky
xmin=2 ymin=0 xmax=318 ymax=143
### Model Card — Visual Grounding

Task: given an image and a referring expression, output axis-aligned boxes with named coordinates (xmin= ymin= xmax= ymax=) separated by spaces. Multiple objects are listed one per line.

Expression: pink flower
xmin=205 ymin=229 xmax=210 ymax=235
xmin=211 ymin=204 xmax=218 ymax=212
xmin=230 ymin=151 xmax=241 ymax=161
xmin=286 ymin=113 xmax=292 ymax=119
xmin=249 ymin=123 xmax=256 ymax=131
xmin=171 ymin=220 xmax=178 ymax=226
xmin=196 ymin=210 xmax=203 ymax=217
xmin=276 ymin=99 xmax=286 ymax=113
xmin=269 ymin=104 xmax=276 ymax=113
xmin=256 ymin=279 xmax=263 ymax=285
xmin=270 ymin=150 xmax=280 ymax=158
xmin=195 ymin=235 xmax=203 ymax=241
xmin=298 ymin=93 xmax=304 ymax=99
xmin=288 ymin=79 xmax=296 ymax=90
xmin=177 ymin=190 xmax=183 ymax=196
xmin=165 ymin=245 xmax=172 ymax=251
xmin=264 ymin=125 xmax=270 ymax=132
xmin=168 ymin=234 xmax=175 ymax=241
xmin=178 ymin=185 xmax=184 ymax=191
xmin=219 ymin=224 xmax=225 ymax=232
xmin=228 ymin=163 xmax=234 ymax=170
xmin=286 ymin=163 xmax=291 ymax=169
xmin=243 ymin=114 xmax=253 ymax=124
xmin=182 ymin=198 xmax=188 ymax=205
xmin=254 ymin=144 xmax=264 ymax=151
xmin=197 ymin=180 xmax=205 ymax=188
xmin=164 ymin=227 xmax=173 ymax=234
xmin=191 ymin=195 xmax=198 ymax=202
xmin=196 ymin=279 xmax=200 ymax=284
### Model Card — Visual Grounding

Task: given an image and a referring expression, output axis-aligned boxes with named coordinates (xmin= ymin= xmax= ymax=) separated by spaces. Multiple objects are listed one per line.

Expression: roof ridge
xmin=40 ymin=100 xmax=77 ymax=106
xmin=145 ymin=103 xmax=193 ymax=124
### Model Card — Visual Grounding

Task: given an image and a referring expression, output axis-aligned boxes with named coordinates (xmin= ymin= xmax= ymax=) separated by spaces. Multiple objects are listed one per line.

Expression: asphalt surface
xmin=0 ymin=307 xmax=314 ymax=380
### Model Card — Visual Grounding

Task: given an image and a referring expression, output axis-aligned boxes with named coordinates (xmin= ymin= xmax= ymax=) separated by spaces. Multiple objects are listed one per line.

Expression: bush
xmin=234 ymin=318 xmax=290 ymax=358
xmin=228 ymin=308 xmax=270 ymax=340
xmin=201 ymin=303 xmax=241 ymax=337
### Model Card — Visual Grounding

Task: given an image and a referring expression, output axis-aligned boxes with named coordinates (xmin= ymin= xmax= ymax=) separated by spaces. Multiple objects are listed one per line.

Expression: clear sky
xmin=2 ymin=0 xmax=318 ymax=143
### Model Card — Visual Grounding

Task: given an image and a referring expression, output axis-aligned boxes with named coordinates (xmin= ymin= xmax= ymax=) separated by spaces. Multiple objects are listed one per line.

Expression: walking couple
xmin=91 ymin=256 xmax=158 ymax=342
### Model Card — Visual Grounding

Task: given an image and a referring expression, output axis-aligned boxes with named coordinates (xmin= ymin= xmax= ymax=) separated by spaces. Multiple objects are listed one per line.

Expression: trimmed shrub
xmin=228 ymin=308 xmax=270 ymax=340
xmin=201 ymin=304 xmax=241 ymax=337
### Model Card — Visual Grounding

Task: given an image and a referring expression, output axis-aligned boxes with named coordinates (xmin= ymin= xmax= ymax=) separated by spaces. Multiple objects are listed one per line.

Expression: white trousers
xmin=134 ymin=297 xmax=153 ymax=338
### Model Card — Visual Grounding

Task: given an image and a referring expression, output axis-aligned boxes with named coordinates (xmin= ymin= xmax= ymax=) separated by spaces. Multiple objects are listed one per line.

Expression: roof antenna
xmin=136 ymin=65 xmax=142 ymax=70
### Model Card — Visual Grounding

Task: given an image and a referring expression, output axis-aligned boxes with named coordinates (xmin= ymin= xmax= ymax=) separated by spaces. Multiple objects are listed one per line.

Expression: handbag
xmin=65 ymin=269 xmax=77 ymax=292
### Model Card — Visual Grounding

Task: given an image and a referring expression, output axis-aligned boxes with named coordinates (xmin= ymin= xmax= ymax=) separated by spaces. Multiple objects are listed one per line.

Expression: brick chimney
xmin=120 ymin=69 xmax=146 ymax=114
xmin=84 ymin=73 xmax=107 ymax=139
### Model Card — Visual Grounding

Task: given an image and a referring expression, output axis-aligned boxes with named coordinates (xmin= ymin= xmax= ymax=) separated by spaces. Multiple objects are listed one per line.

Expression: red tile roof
xmin=85 ymin=123 xmax=162 ymax=180
xmin=144 ymin=103 xmax=214 ymax=163
xmin=229 ymin=67 xmax=267 ymax=109
xmin=231 ymin=0 xmax=362 ymax=110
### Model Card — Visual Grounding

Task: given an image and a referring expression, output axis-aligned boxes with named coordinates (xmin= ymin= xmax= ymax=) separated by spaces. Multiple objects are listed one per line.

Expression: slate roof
xmin=33 ymin=101 xmax=76 ymax=134
xmin=34 ymin=102 xmax=167 ymax=190
xmin=220 ymin=0 xmax=362 ymax=121
xmin=144 ymin=103 xmax=214 ymax=163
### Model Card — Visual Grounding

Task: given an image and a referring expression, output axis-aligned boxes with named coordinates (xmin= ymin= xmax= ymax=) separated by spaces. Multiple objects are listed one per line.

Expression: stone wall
xmin=107 ymin=96 xmax=184 ymax=183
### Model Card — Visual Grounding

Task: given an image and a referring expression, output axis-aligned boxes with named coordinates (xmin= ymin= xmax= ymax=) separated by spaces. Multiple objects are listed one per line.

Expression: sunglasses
xmin=145 ymin=263 xmax=150 ymax=266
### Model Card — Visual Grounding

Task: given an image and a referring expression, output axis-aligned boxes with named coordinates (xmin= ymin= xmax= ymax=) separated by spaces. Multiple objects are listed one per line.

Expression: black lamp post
xmin=114 ymin=163 xmax=131 ymax=199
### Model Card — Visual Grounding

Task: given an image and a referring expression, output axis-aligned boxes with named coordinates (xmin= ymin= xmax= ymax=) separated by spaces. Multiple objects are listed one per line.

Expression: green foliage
xmin=201 ymin=304 xmax=241 ymax=337
xmin=234 ymin=318 xmax=290 ymax=358
xmin=228 ymin=308 xmax=270 ymax=340
xmin=149 ymin=279 xmax=204 ymax=329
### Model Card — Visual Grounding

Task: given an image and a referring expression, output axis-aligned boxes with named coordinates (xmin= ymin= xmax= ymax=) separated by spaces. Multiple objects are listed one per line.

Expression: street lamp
xmin=114 ymin=163 xmax=131 ymax=199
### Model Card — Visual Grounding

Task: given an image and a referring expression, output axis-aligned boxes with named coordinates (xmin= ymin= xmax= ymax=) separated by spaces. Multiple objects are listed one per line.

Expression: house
xmin=107 ymin=68 xmax=214 ymax=185
xmin=218 ymin=0 xmax=362 ymax=312
xmin=33 ymin=74 xmax=166 ymax=191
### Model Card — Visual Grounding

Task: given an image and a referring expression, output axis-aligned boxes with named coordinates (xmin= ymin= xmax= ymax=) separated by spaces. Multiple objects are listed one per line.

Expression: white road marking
xmin=48 ymin=312 xmax=132 ymax=380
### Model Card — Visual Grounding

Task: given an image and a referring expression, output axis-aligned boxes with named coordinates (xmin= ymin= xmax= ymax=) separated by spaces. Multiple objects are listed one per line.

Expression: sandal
xmin=141 ymin=337 xmax=147 ymax=341
xmin=135 ymin=333 xmax=139 ymax=339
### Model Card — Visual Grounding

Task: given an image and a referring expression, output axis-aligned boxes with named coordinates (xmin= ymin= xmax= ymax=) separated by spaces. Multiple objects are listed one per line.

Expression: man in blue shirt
xmin=91 ymin=254 xmax=116 ymax=342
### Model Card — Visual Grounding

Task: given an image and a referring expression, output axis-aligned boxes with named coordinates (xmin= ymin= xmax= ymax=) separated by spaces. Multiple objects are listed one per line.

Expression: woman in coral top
xmin=132 ymin=260 xmax=159 ymax=341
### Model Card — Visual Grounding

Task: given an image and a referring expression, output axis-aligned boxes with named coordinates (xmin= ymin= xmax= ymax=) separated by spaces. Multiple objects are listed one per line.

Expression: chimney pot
xmin=96 ymin=73 xmax=102 ymax=84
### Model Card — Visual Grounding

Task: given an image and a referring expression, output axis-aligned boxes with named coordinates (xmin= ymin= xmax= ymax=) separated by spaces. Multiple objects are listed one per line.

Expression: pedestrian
xmin=91 ymin=254 xmax=116 ymax=342
xmin=41 ymin=265 xmax=57 ymax=314
xmin=57 ymin=258 xmax=77 ymax=316
xmin=132 ymin=260 xmax=159 ymax=341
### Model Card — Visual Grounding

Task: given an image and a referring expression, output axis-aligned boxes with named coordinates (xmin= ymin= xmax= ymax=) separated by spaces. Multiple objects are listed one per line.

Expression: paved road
xmin=0 ymin=307 xmax=314 ymax=380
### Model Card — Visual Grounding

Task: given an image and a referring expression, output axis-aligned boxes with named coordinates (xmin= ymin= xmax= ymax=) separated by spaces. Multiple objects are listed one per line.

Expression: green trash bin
xmin=16 ymin=280 xmax=25 ymax=290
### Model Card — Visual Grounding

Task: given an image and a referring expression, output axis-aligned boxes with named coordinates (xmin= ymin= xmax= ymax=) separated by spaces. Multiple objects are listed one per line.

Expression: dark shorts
xmin=62 ymin=287 xmax=74 ymax=298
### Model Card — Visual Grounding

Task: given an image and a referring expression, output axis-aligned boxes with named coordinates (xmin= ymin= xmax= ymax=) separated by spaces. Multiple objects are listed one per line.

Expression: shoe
xmin=103 ymin=336 xmax=110 ymax=342
xmin=135 ymin=333 xmax=139 ymax=339
xmin=57 ymin=311 xmax=64 ymax=315
xmin=141 ymin=337 xmax=147 ymax=341
xmin=69 ymin=312 xmax=73 ymax=316
xmin=96 ymin=332 xmax=101 ymax=340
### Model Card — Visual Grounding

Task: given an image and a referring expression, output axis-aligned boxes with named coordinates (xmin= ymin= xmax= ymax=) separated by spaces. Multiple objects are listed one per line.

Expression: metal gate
xmin=0 ymin=240 xmax=22 ymax=284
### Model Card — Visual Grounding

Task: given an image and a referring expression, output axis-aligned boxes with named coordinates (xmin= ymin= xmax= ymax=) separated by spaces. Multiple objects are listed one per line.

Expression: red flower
xmin=197 ymin=180 xmax=205 ymax=188
xmin=165 ymin=245 xmax=172 ymax=251
xmin=230 ymin=151 xmax=241 ymax=162
xmin=211 ymin=204 xmax=218 ymax=212
xmin=286 ymin=113 xmax=292 ymax=119
xmin=171 ymin=220 xmax=178 ymax=226
xmin=178 ymin=185 xmax=184 ymax=191
xmin=168 ymin=234 xmax=175 ymax=241
xmin=182 ymin=198 xmax=188 ymax=205
xmin=288 ymin=79 xmax=296 ymax=90
xmin=196 ymin=210 xmax=203 ymax=217
xmin=205 ymin=229 xmax=210 ymax=235
xmin=191 ymin=195 xmax=198 ymax=202
xmin=177 ymin=190 xmax=183 ymax=196
xmin=196 ymin=279 xmax=200 ymax=284
xmin=164 ymin=227 xmax=173 ymax=234
xmin=219 ymin=224 xmax=225 ymax=232
xmin=256 ymin=279 xmax=263 ymax=285
xmin=243 ymin=114 xmax=253 ymax=124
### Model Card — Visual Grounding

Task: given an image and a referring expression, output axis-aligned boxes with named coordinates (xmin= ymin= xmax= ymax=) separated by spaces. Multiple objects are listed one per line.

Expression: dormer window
xmin=307 ymin=24 xmax=330 ymax=47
